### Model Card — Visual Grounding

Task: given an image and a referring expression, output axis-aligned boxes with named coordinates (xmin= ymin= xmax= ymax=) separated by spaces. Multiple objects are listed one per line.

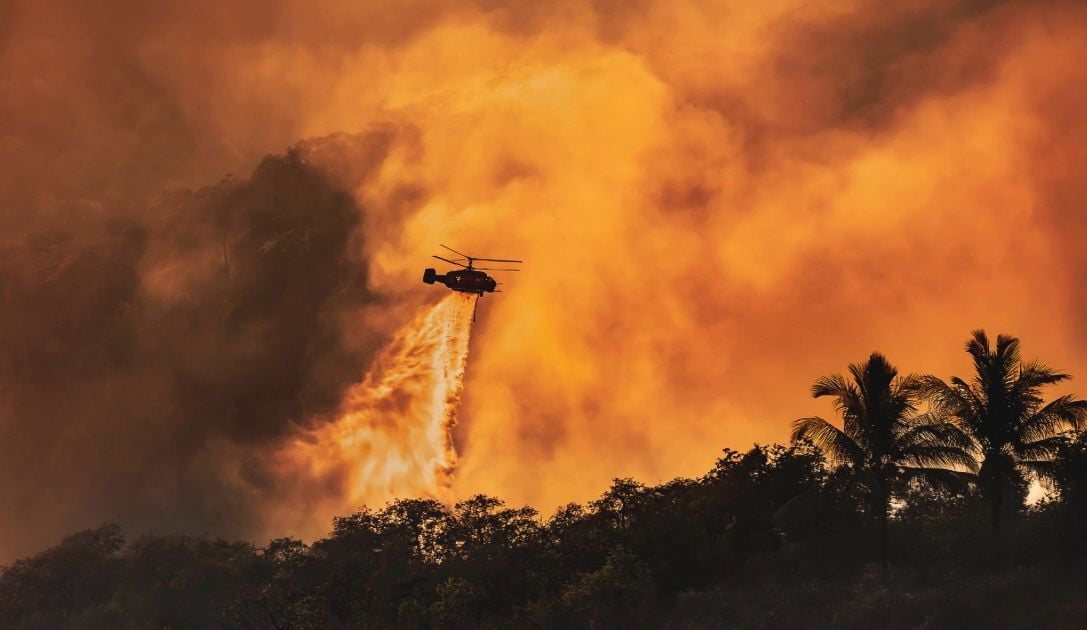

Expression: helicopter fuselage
xmin=423 ymin=267 xmax=497 ymax=295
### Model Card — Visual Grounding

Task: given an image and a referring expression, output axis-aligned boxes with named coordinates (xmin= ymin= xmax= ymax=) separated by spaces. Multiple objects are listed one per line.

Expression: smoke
xmin=4 ymin=0 xmax=1087 ymax=558
xmin=0 ymin=135 xmax=399 ymax=557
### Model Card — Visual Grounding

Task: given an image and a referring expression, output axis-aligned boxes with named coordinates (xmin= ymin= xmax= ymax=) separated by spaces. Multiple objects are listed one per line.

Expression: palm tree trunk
xmin=879 ymin=507 xmax=889 ymax=572
xmin=874 ymin=477 xmax=889 ymax=571
xmin=981 ymin=456 xmax=1003 ymax=537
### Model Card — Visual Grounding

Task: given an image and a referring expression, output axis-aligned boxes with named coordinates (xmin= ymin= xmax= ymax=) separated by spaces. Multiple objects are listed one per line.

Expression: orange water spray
xmin=278 ymin=293 xmax=477 ymax=524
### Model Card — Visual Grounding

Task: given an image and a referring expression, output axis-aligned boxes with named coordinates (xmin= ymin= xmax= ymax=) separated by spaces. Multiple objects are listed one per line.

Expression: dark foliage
xmin=6 ymin=438 xmax=1087 ymax=629
xmin=921 ymin=330 xmax=1087 ymax=534
xmin=0 ymin=443 xmax=831 ymax=629
xmin=5 ymin=339 xmax=1087 ymax=628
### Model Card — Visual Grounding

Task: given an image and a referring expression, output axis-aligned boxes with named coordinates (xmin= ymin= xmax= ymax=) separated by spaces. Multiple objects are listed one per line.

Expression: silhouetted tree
xmin=1052 ymin=432 xmax=1087 ymax=518
xmin=443 ymin=495 xmax=542 ymax=617
xmin=792 ymin=352 xmax=976 ymax=568
xmin=429 ymin=577 xmax=484 ymax=629
xmin=556 ymin=547 xmax=654 ymax=630
xmin=0 ymin=524 xmax=124 ymax=629
xmin=539 ymin=502 xmax=609 ymax=596
xmin=118 ymin=534 xmax=255 ymax=629
xmin=705 ymin=444 xmax=829 ymax=566
xmin=921 ymin=330 xmax=1087 ymax=535
xmin=590 ymin=478 xmax=646 ymax=543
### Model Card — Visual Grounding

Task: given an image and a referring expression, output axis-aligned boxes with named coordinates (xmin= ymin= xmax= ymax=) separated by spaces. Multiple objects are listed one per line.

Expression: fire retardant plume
xmin=268 ymin=293 xmax=478 ymax=539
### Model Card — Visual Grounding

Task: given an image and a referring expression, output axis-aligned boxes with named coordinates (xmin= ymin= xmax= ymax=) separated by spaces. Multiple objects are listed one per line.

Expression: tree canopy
xmin=5 ymin=331 xmax=1087 ymax=629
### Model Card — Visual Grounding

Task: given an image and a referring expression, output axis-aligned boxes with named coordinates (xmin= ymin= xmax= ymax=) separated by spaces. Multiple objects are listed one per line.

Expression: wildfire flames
xmin=278 ymin=293 xmax=477 ymax=525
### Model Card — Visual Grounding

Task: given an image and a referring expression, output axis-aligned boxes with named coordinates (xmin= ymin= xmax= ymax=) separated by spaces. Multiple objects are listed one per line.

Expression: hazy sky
xmin=2 ymin=0 xmax=1087 ymax=560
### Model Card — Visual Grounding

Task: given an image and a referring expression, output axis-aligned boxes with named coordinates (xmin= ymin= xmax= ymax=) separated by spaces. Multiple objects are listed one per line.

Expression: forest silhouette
xmin=4 ymin=329 xmax=1087 ymax=629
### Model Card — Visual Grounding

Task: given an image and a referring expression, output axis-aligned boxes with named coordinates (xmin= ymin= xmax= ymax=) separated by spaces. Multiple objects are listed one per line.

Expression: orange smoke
xmin=5 ymin=0 xmax=1087 ymax=558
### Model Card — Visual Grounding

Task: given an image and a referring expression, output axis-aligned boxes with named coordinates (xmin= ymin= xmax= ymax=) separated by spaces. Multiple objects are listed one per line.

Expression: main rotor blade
xmin=440 ymin=244 xmax=472 ymax=259
xmin=432 ymin=255 xmax=467 ymax=267
xmin=472 ymin=257 xmax=523 ymax=263
xmin=475 ymin=267 xmax=520 ymax=272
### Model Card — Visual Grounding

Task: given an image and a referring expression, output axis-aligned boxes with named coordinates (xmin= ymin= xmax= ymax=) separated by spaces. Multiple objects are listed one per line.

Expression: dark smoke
xmin=0 ymin=136 xmax=393 ymax=559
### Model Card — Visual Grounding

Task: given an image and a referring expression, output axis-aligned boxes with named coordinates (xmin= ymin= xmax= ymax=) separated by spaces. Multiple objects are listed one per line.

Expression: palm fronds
xmin=791 ymin=417 xmax=864 ymax=467
xmin=919 ymin=330 xmax=1087 ymax=530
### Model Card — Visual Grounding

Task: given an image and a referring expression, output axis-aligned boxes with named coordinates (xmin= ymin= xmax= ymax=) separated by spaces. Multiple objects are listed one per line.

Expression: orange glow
xmin=4 ymin=0 xmax=1087 ymax=558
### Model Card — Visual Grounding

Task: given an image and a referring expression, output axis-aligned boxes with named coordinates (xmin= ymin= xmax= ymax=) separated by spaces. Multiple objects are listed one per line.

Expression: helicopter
xmin=423 ymin=244 xmax=522 ymax=297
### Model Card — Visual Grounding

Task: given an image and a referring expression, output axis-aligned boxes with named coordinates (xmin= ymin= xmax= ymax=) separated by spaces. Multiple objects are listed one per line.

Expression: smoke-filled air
xmin=3 ymin=0 xmax=1087 ymax=562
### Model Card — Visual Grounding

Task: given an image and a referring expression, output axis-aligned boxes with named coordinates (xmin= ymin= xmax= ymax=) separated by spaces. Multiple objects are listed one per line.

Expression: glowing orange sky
xmin=3 ymin=0 xmax=1087 ymax=557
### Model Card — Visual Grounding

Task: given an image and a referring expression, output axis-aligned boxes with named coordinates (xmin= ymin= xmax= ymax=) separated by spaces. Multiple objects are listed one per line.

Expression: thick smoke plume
xmin=0 ymin=141 xmax=394 ymax=557
xmin=4 ymin=0 xmax=1087 ymax=559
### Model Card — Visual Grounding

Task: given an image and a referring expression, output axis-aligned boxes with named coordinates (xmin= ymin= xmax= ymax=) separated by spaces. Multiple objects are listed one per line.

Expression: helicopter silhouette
xmin=423 ymin=244 xmax=522 ymax=298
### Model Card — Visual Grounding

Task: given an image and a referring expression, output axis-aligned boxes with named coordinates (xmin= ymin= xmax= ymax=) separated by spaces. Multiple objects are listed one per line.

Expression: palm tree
xmin=920 ymin=330 xmax=1087 ymax=535
xmin=792 ymin=352 xmax=976 ymax=569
